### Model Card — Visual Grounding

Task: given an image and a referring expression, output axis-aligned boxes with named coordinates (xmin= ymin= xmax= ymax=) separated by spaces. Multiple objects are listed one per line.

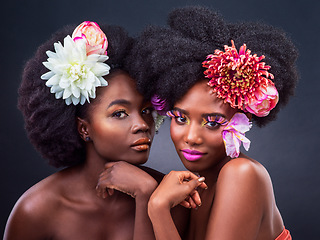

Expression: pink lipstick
xmin=181 ymin=149 xmax=205 ymax=161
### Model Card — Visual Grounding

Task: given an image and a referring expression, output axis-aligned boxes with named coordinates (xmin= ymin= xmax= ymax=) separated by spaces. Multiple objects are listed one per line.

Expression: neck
xmin=197 ymin=156 xmax=231 ymax=186
xmin=76 ymin=143 xmax=111 ymax=190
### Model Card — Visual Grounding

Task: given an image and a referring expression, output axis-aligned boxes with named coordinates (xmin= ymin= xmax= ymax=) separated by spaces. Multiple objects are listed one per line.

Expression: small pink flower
xmin=151 ymin=95 xmax=168 ymax=116
xmin=72 ymin=21 xmax=108 ymax=56
xmin=222 ymin=113 xmax=252 ymax=158
xmin=245 ymin=80 xmax=279 ymax=117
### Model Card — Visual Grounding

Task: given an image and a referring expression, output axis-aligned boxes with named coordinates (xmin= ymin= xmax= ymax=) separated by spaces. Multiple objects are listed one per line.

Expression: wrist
xmin=148 ymin=193 xmax=171 ymax=219
xmin=135 ymin=178 xmax=158 ymax=200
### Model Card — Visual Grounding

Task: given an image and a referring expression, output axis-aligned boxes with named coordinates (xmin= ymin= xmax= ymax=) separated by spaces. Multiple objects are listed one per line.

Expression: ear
xmin=77 ymin=117 xmax=90 ymax=141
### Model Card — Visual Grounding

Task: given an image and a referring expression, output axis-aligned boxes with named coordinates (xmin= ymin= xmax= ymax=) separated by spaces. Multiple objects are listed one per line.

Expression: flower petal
xmin=222 ymin=113 xmax=252 ymax=158
xmin=41 ymin=71 xmax=55 ymax=80
xmin=41 ymin=23 xmax=110 ymax=105
xmin=63 ymin=88 xmax=72 ymax=99
xmin=91 ymin=62 xmax=110 ymax=76
xmin=65 ymin=97 xmax=72 ymax=105
xmin=45 ymin=74 xmax=60 ymax=86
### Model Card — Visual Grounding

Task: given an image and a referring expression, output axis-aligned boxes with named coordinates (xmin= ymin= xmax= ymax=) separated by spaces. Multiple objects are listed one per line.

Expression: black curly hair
xmin=127 ymin=6 xmax=299 ymax=127
xmin=18 ymin=23 xmax=133 ymax=168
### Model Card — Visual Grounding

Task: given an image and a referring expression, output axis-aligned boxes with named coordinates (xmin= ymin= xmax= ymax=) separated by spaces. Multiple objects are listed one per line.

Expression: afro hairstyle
xmin=126 ymin=6 xmax=299 ymax=127
xmin=18 ymin=23 xmax=133 ymax=168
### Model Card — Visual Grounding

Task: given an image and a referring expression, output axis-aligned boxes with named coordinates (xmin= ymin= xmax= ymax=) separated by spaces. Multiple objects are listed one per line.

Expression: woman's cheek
xmin=170 ymin=121 xmax=183 ymax=146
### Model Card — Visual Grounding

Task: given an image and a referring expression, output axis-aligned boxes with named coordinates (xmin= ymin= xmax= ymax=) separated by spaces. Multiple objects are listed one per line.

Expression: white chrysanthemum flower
xmin=41 ymin=35 xmax=110 ymax=105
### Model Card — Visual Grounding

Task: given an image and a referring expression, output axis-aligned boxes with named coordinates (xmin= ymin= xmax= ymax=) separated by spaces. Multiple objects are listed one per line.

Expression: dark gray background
xmin=1 ymin=0 xmax=319 ymax=239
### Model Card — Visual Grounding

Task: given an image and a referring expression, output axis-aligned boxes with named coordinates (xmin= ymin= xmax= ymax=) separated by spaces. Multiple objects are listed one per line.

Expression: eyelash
xmin=112 ymin=107 xmax=154 ymax=119
xmin=202 ymin=116 xmax=228 ymax=128
xmin=167 ymin=110 xmax=190 ymax=125
xmin=112 ymin=109 xmax=128 ymax=119
xmin=167 ymin=110 xmax=228 ymax=128
xmin=142 ymin=107 xmax=154 ymax=115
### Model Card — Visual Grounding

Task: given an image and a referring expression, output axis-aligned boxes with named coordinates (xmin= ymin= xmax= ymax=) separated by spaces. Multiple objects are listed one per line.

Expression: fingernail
xmin=198 ymin=177 xmax=205 ymax=182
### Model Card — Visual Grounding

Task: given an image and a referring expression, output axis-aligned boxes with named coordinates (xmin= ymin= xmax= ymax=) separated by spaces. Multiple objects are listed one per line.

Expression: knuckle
xmin=170 ymin=170 xmax=178 ymax=176
xmin=185 ymin=183 xmax=196 ymax=192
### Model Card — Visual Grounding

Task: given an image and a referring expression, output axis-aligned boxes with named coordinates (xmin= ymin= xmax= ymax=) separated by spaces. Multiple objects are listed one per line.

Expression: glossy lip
xmin=131 ymin=138 xmax=151 ymax=151
xmin=181 ymin=149 xmax=205 ymax=162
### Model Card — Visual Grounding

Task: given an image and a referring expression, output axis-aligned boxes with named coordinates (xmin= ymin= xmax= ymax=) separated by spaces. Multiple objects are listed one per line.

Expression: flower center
xmin=68 ymin=63 xmax=89 ymax=82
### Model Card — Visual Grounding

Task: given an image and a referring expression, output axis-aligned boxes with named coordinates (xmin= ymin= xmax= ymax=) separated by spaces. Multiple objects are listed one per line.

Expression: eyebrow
xmin=107 ymin=99 xmax=131 ymax=109
xmin=202 ymin=113 xmax=227 ymax=119
xmin=172 ymin=107 xmax=189 ymax=115
xmin=173 ymin=107 xmax=226 ymax=118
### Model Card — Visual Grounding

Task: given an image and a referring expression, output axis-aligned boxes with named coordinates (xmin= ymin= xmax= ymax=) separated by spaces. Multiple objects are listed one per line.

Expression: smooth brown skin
xmin=4 ymin=72 xmax=162 ymax=240
xmin=148 ymin=80 xmax=284 ymax=240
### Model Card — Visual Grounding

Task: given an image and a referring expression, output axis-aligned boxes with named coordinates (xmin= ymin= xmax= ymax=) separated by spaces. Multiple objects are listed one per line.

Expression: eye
xmin=203 ymin=120 xmax=219 ymax=128
xmin=202 ymin=115 xmax=228 ymax=129
xmin=167 ymin=110 xmax=189 ymax=125
xmin=142 ymin=107 xmax=154 ymax=115
xmin=176 ymin=115 xmax=188 ymax=124
xmin=112 ymin=109 xmax=128 ymax=119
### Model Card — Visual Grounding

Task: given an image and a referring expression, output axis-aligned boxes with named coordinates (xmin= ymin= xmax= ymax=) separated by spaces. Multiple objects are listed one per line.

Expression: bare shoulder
xmin=4 ymin=173 xmax=63 ymax=239
xmin=205 ymin=157 xmax=276 ymax=239
xmin=219 ymin=157 xmax=271 ymax=187
xmin=216 ymin=156 xmax=274 ymax=206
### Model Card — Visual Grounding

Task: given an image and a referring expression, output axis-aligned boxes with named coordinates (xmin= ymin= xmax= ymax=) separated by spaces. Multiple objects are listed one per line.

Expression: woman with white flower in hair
xmin=4 ymin=22 xmax=189 ymax=240
xmin=127 ymin=6 xmax=298 ymax=240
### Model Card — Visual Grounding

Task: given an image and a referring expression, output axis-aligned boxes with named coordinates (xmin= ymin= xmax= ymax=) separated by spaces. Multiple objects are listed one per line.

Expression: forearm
xmin=148 ymin=197 xmax=181 ymax=240
xmin=132 ymin=176 xmax=159 ymax=240
xmin=133 ymin=195 xmax=156 ymax=240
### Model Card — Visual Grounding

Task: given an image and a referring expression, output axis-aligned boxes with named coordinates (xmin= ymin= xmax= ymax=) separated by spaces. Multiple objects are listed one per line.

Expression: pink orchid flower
xmin=222 ymin=113 xmax=252 ymax=158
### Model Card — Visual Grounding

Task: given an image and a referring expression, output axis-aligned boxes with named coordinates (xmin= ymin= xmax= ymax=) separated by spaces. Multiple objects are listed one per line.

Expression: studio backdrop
xmin=1 ymin=0 xmax=319 ymax=239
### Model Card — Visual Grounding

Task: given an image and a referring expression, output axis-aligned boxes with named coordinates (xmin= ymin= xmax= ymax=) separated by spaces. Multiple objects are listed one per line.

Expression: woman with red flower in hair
xmin=127 ymin=6 xmax=298 ymax=240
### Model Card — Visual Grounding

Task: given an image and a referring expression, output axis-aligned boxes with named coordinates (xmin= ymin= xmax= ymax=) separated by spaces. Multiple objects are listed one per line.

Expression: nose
xmin=184 ymin=122 xmax=203 ymax=146
xmin=131 ymin=114 xmax=150 ymax=133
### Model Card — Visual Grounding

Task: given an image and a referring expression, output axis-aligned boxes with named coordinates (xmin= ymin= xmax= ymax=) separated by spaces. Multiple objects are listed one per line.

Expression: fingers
xmin=164 ymin=170 xmax=208 ymax=207
xmin=189 ymin=189 xmax=202 ymax=207
xmin=199 ymin=182 xmax=208 ymax=190
xmin=96 ymin=184 xmax=108 ymax=198
xmin=96 ymin=184 xmax=117 ymax=198
xmin=175 ymin=171 xmax=200 ymax=183
xmin=179 ymin=200 xmax=191 ymax=208
xmin=179 ymin=190 xmax=202 ymax=209
xmin=107 ymin=188 xmax=114 ymax=196
xmin=96 ymin=169 xmax=136 ymax=199
xmin=104 ymin=161 xmax=118 ymax=169
xmin=179 ymin=197 xmax=197 ymax=209
xmin=186 ymin=195 xmax=198 ymax=209
xmin=96 ymin=168 xmax=115 ymax=198
xmin=170 ymin=171 xmax=207 ymax=189
xmin=185 ymin=176 xmax=206 ymax=192
xmin=181 ymin=175 xmax=206 ymax=208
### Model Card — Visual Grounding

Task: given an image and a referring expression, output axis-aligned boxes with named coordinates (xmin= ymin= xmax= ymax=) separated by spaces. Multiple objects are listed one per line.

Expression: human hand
xmin=149 ymin=171 xmax=207 ymax=210
xmin=96 ymin=161 xmax=158 ymax=200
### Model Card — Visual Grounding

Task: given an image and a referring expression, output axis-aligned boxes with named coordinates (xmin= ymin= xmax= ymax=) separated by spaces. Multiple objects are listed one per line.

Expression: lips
xmin=181 ymin=149 xmax=205 ymax=161
xmin=131 ymin=138 xmax=151 ymax=151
